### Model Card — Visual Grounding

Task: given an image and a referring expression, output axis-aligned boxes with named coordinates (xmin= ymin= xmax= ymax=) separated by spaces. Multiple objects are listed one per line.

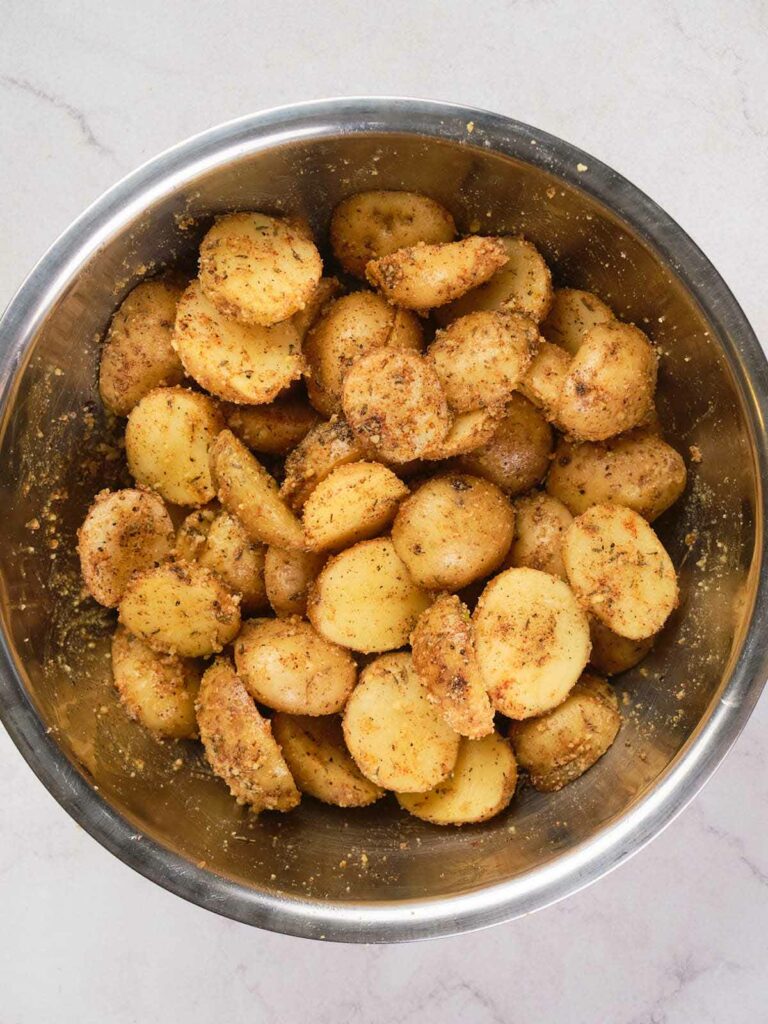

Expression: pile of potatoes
xmin=78 ymin=189 xmax=688 ymax=826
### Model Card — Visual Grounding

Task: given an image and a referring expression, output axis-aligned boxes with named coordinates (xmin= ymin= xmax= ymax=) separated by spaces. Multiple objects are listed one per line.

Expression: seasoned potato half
xmin=78 ymin=488 xmax=174 ymax=607
xmin=211 ymin=429 xmax=305 ymax=550
xmin=304 ymin=291 xmax=422 ymax=417
xmin=366 ymin=236 xmax=509 ymax=311
xmin=547 ymin=433 xmax=687 ymax=522
xmin=199 ymin=213 xmax=322 ymax=327
xmin=302 ymin=461 xmax=408 ymax=552
xmin=196 ymin=658 xmax=300 ymax=812
xmin=111 ymin=625 xmax=200 ymax=739
xmin=564 ymin=504 xmax=678 ymax=639
xmin=272 ymin=713 xmax=385 ymax=807
xmin=99 ymin=279 xmax=184 ymax=416
xmin=398 ymin=732 xmax=517 ymax=825
xmin=173 ymin=280 xmax=304 ymax=404
xmin=119 ymin=562 xmax=241 ymax=657
xmin=411 ymin=594 xmax=494 ymax=738
xmin=428 ymin=311 xmax=538 ymax=413
xmin=424 ymin=407 xmax=500 ymax=460
xmin=342 ymin=348 xmax=451 ymax=463
xmin=392 ymin=473 xmax=514 ymax=590
xmin=264 ymin=546 xmax=326 ymax=618
xmin=474 ymin=567 xmax=590 ymax=719
xmin=280 ymin=418 xmax=366 ymax=510
xmin=343 ymin=652 xmax=460 ymax=792
xmin=589 ymin=616 xmax=654 ymax=675
xmin=308 ymin=537 xmax=432 ymax=653
xmin=125 ymin=386 xmax=223 ymax=506
xmin=518 ymin=340 xmax=570 ymax=421
xmin=291 ymin=276 xmax=342 ymax=341
xmin=541 ymin=287 xmax=614 ymax=355
xmin=456 ymin=393 xmax=553 ymax=496
xmin=225 ymin=393 xmax=321 ymax=456
xmin=510 ymin=673 xmax=621 ymax=791
xmin=175 ymin=508 xmax=267 ymax=614
xmin=505 ymin=492 xmax=573 ymax=579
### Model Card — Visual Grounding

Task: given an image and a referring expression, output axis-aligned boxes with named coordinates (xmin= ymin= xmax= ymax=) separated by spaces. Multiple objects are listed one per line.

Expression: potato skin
xmin=280 ymin=418 xmax=366 ymax=510
xmin=505 ymin=492 xmax=573 ymax=579
xmin=589 ymin=617 xmax=654 ymax=675
xmin=264 ymin=546 xmax=326 ymax=618
xmin=225 ymin=393 xmax=322 ymax=456
xmin=541 ymin=287 xmax=614 ymax=355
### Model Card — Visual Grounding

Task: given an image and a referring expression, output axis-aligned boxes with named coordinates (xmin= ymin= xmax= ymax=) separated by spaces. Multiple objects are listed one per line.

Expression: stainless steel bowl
xmin=0 ymin=98 xmax=766 ymax=943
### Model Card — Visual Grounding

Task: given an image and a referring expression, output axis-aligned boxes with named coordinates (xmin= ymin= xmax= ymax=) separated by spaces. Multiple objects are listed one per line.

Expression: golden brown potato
xmin=308 ymin=537 xmax=432 ymax=653
xmin=541 ymin=287 xmax=614 ymax=355
xmin=175 ymin=508 xmax=268 ymax=614
xmin=302 ymin=461 xmax=408 ymax=552
xmin=411 ymin=594 xmax=494 ymax=738
xmin=343 ymin=652 xmax=460 ymax=792
xmin=224 ymin=393 xmax=321 ymax=456
xmin=518 ymin=340 xmax=570 ymax=421
xmin=423 ymin=407 xmax=501 ymax=460
xmin=558 ymin=321 xmax=658 ymax=441
xmin=506 ymin=492 xmax=573 ymax=579
xmin=392 ymin=473 xmax=514 ymax=590
xmin=126 ymin=387 xmax=224 ymax=506
xmin=330 ymin=190 xmax=456 ymax=277
xmin=264 ymin=546 xmax=326 ymax=618
xmin=272 ymin=713 xmax=385 ymax=807
xmin=397 ymin=732 xmax=517 ymax=825
xmin=474 ymin=567 xmax=590 ymax=719
xmin=198 ymin=213 xmax=322 ymax=327
xmin=291 ymin=276 xmax=342 ymax=341
xmin=546 ymin=432 xmax=687 ymax=522
xmin=118 ymin=562 xmax=241 ymax=657
xmin=342 ymin=348 xmax=451 ymax=463
xmin=234 ymin=616 xmax=357 ymax=715
xmin=99 ymin=279 xmax=184 ymax=416
xmin=78 ymin=488 xmax=174 ymax=607
xmin=211 ymin=429 xmax=305 ymax=550
xmin=280 ymin=418 xmax=366 ymax=510
xmin=196 ymin=658 xmax=300 ymax=812
xmin=173 ymin=280 xmax=304 ymax=404
xmin=589 ymin=617 xmax=654 ymax=675
xmin=509 ymin=673 xmax=621 ymax=791
xmin=456 ymin=393 xmax=553 ymax=495
xmin=111 ymin=625 xmax=200 ymax=739
xmin=563 ymin=504 xmax=678 ymax=640
xmin=304 ymin=291 xmax=423 ymax=417
xmin=366 ymin=236 xmax=509 ymax=311
xmin=428 ymin=311 xmax=538 ymax=413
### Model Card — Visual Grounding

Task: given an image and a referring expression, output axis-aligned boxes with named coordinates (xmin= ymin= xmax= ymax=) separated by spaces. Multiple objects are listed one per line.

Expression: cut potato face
xmin=398 ymin=732 xmax=517 ymax=825
xmin=343 ymin=652 xmax=460 ymax=792
xmin=78 ymin=488 xmax=174 ymax=607
xmin=424 ymin=407 xmax=500 ymax=460
xmin=125 ymin=387 xmax=223 ymax=506
xmin=272 ymin=713 xmax=385 ymax=807
xmin=291 ymin=276 xmax=342 ymax=342
xmin=264 ymin=546 xmax=326 ymax=618
xmin=173 ymin=280 xmax=304 ymax=404
xmin=280 ymin=417 xmax=366 ymax=510
xmin=111 ymin=625 xmax=200 ymax=739
xmin=211 ymin=429 xmax=305 ymax=550
xmin=411 ymin=594 xmax=494 ymax=739
xmin=225 ymin=393 xmax=321 ymax=456
xmin=510 ymin=673 xmax=621 ymax=791
xmin=196 ymin=658 xmax=300 ymax=812
xmin=518 ymin=340 xmax=570 ymax=421
xmin=199 ymin=213 xmax=322 ymax=327
xmin=308 ymin=537 xmax=432 ymax=653
xmin=541 ymin=288 xmax=614 ymax=355
xmin=474 ymin=567 xmax=590 ymax=719
xmin=589 ymin=616 xmax=654 ymax=675
xmin=563 ymin=504 xmax=678 ymax=640
xmin=99 ymin=279 xmax=184 ymax=416
xmin=302 ymin=461 xmax=408 ymax=552
xmin=506 ymin=491 xmax=573 ymax=579
xmin=119 ymin=561 xmax=241 ymax=657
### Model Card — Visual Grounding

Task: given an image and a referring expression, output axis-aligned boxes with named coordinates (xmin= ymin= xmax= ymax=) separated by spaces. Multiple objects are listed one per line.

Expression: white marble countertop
xmin=1 ymin=1 xmax=766 ymax=1020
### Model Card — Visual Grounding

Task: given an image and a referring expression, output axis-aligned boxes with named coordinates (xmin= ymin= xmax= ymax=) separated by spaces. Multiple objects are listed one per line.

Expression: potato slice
xmin=211 ymin=429 xmax=305 ymax=550
xmin=280 ymin=418 xmax=366 ymax=510
xmin=589 ymin=617 xmax=654 ymax=675
xmin=199 ymin=213 xmax=322 ymax=327
xmin=510 ymin=673 xmax=621 ymax=791
xmin=272 ymin=713 xmax=385 ymax=807
xmin=291 ymin=276 xmax=342 ymax=341
xmin=173 ymin=280 xmax=304 ymax=404
xmin=423 ymin=407 xmax=499 ymax=460
xmin=366 ymin=236 xmax=509 ymax=310
xmin=308 ymin=537 xmax=432 ymax=653
xmin=302 ymin=461 xmax=408 ymax=552
xmin=505 ymin=492 xmax=573 ymax=579
xmin=99 ymin=279 xmax=184 ymax=416
xmin=126 ymin=387 xmax=224 ymax=506
xmin=78 ymin=488 xmax=174 ymax=607
xmin=225 ymin=393 xmax=321 ymax=456
xmin=518 ymin=340 xmax=570 ymax=421
xmin=343 ymin=652 xmax=460 ymax=792
xmin=264 ymin=546 xmax=326 ymax=618
xmin=541 ymin=287 xmax=614 ymax=355
xmin=342 ymin=348 xmax=450 ymax=463
xmin=398 ymin=732 xmax=517 ymax=825
xmin=234 ymin=616 xmax=357 ymax=715
xmin=196 ymin=658 xmax=300 ymax=812
xmin=119 ymin=562 xmax=241 ymax=657
xmin=563 ymin=504 xmax=678 ymax=640
xmin=474 ymin=567 xmax=590 ymax=719
xmin=411 ymin=594 xmax=494 ymax=739
xmin=111 ymin=625 xmax=200 ymax=739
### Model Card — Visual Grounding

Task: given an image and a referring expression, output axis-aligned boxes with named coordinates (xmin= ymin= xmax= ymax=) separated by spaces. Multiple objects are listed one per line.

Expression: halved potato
xmin=196 ymin=658 xmax=300 ymax=812
xmin=302 ymin=461 xmax=408 ymax=552
xmin=589 ymin=617 xmax=654 ymax=675
xmin=291 ymin=276 xmax=342 ymax=341
xmin=264 ymin=546 xmax=326 ymax=618
xmin=343 ymin=652 xmax=460 ymax=792
xmin=280 ymin=417 xmax=366 ymax=510
xmin=518 ymin=340 xmax=570 ymax=421
xmin=423 ymin=407 xmax=500 ymax=460
xmin=474 ymin=567 xmax=590 ymax=719
xmin=225 ymin=393 xmax=322 ymax=456
xmin=541 ymin=287 xmax=614 ymax=354
xmin=505 ymin=492 xmax=573 ymax=579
